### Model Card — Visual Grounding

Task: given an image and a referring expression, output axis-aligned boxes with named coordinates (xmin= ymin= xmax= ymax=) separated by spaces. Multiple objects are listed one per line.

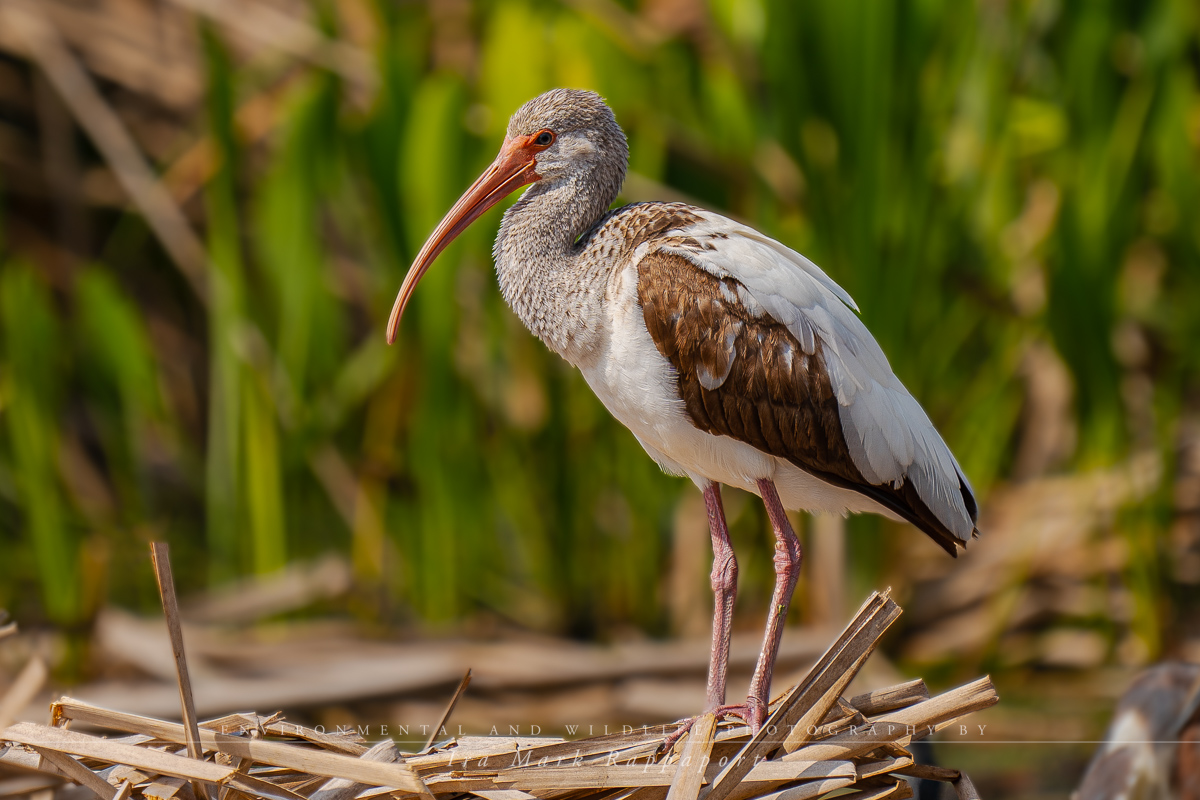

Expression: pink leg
xmin=663 ymin=480 xmax=804 ymax=749
xmin=703 ymin=482 xmax=738 ymax=710
xmin=661 ymin=482 xmax=741 ymax=752
xmin=741 ymin=478 xmax=803 ymax=728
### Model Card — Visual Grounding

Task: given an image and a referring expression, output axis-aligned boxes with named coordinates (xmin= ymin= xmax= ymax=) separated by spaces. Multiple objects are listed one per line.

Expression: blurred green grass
xmin=0 ymin=0 xmax=1197 ymax=670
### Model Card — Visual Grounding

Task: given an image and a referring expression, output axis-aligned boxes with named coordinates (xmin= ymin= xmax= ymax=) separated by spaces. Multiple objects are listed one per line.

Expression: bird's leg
xmin=661 ymin=479 xmax=801 ymax=752
xmin=660 ymin=481 xmax=739 ymax=753
xmin=703 ymin=481 xmax=738 ymax=710
xmin=741 ymin=477 xmax=803 ymax=729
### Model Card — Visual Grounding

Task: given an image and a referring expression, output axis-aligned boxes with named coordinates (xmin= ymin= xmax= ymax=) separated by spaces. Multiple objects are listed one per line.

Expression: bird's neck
xmin=494 ymin=175 xmax=617 ymax=364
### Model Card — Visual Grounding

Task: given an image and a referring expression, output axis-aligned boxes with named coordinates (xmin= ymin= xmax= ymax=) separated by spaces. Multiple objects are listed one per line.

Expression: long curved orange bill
xmin=385 ymin=136 xmax=541 ymax=344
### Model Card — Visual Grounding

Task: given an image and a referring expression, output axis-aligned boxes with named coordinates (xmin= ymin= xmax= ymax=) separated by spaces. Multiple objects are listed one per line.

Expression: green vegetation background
xmin=1 ymin=0 xmax=1197 ymax=670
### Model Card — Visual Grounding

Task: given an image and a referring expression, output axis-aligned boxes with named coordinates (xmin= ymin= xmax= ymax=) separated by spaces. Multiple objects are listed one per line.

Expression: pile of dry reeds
xmin=1 ymin=548 xmax=997 ymax=800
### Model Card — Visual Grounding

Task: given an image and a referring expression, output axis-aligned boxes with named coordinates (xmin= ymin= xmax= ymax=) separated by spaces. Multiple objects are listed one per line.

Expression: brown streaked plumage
xmin=637 ymin=250 xmax=973 ymax=557
xmin=580 ymin=202 xmax=704 ymax=256
xmin=384 ymin=88 xmax=980 ymax=741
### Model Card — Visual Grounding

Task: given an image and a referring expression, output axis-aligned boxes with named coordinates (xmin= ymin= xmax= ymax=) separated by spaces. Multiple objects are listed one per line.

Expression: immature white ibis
xmin=386 ymin=89 xmax=979 ymax=733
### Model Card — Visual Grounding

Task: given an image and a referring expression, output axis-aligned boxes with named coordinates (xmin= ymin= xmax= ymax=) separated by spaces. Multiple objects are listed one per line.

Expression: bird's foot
xmin=659 ymin=699 xmax=768 ymax=755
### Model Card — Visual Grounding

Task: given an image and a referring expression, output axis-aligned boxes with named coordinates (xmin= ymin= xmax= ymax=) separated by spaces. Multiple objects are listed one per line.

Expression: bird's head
xmin=504 ymin=89 xmax=627 ymax=185
xmin=385 ymin=89 xmax=627 ymax=344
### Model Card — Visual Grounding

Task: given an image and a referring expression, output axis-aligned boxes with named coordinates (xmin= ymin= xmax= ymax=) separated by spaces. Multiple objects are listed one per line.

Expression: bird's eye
xmin=534 ymin=130 xmax=555 ymax=147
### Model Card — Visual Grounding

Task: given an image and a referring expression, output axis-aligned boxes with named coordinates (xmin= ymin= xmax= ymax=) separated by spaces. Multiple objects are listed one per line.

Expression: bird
xmin=385 ymin=88 xmax=979 ymax=735
xmin=1074 ymin=662 xmax=1200 ymax=799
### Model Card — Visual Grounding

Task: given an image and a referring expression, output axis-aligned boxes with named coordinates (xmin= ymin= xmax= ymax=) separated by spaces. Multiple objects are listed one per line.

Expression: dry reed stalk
xmin=1 ymin=589 xmax=996 ymax=800
xmin=150 ymin=543 xmax=209 ymax=800
xmin=0 ymin=659 xmax=46 ymax=732
xmin=664 ymin=713 xmax=714 ymax=800
xmin=422 ymin=671 xmax=473 ymax=752
xmin=160 ymin=0 xmax=375 ymax=97
xmin=0 ymin=1 xmax=211 ymax=301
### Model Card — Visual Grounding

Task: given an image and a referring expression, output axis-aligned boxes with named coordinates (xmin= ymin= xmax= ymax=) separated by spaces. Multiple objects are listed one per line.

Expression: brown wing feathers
xmin=637 ymin=251 xmax=966 ymax=557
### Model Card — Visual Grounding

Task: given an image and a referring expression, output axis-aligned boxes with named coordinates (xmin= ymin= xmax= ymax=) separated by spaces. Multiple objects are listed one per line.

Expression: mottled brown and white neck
xmin=493 ymin=164 xmax=622 ymax=365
